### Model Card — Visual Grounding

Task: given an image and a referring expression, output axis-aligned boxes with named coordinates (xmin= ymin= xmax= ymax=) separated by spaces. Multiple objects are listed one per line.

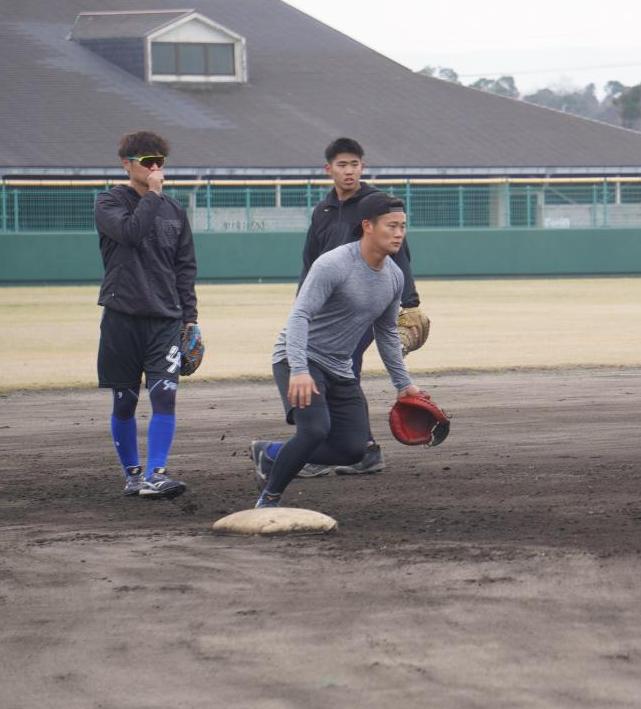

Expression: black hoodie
xmin=298 ymin=182 xmax=420 ymax=308
xmin=95 ymin=185 xmax=197 ymax=322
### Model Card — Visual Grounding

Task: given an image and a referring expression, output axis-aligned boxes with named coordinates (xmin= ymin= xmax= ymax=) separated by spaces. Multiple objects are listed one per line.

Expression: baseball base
xmin=212 ymin=507 xmax=338 ymax=535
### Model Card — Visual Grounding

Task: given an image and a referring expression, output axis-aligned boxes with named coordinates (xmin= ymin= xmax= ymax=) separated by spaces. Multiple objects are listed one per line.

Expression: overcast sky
xmin=284 ymin=0 xmax=641 ymax=96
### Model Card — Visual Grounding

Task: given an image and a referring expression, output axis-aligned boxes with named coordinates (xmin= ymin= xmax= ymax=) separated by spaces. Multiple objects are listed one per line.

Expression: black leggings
xmin=351 ymin=326 xmax=375 ymax=441
xmin=268 ymin=360 xmax=370 ymax=495
xmin=351 ymin=325 xmax=374 ymax=381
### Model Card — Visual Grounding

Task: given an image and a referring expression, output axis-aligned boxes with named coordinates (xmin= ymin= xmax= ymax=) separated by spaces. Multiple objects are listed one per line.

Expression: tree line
xmin=418 ymin=67 xmax=641 ymax=130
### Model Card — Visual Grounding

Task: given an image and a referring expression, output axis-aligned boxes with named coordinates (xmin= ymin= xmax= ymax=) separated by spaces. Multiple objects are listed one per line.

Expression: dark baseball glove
xmin=180 ymin=323 xmax=205 ymax=376
xmin=389 ymin=393 xmax=450 ymax=446
xmin=397 ymin=307 xmax=430 ymax=356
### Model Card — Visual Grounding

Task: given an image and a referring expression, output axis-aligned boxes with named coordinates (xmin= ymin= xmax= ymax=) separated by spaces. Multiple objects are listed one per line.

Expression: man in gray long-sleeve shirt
xmin=250 ymin=193 xmax=421 ymax=509
xmin=297 ymin=137 xmax=425 ymax=477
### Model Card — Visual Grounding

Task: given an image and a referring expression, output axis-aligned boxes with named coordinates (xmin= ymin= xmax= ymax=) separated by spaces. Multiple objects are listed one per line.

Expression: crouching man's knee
xmin=336 ymin=438 xmax=368 ymax=465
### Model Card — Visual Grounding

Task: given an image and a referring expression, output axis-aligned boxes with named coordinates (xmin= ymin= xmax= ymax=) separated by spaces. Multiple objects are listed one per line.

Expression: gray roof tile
xmin=2 ymin=0 xmax=641 ymax=174
xmin=70 ymin=10 xmax=191 ymax=39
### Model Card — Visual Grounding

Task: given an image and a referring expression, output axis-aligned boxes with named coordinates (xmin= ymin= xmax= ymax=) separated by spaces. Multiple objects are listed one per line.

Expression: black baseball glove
xmin=180 ymin=323 xmax=205 ymax=376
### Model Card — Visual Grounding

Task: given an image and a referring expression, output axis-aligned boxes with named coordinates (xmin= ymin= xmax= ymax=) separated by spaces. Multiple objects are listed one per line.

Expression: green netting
xmin=620 ymin=184 xmax=641 ymax=203
xmin=2 ymin=182 xmax=641 ymax=233
xmin=509 ymin=186 xmax=538 ymax=227
xmin=358 ymin=184 xmax=492 ymax=228
xmin=2 ymin=188 xmax=98 ymax=231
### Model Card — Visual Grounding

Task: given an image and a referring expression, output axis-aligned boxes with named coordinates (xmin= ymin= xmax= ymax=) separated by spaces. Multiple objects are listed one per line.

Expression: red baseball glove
xmin=389 ymin=393 xmax=450 ymax=446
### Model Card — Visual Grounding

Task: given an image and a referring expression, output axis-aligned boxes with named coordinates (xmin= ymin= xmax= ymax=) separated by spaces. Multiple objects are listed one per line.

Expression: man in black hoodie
xmin=95 ymin=131 xmax=198 ymax=499
xmin=297 ymin=137 xmax=422 ymax=476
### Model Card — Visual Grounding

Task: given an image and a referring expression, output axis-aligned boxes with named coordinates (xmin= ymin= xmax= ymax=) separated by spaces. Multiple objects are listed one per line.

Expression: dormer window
xmin=70 ymin=9 xmax=247 ymax=85
xmin=148 ymin=12 xmax=246 ymax=84
xmin=151 ymin=42 xmax=236 ymax=77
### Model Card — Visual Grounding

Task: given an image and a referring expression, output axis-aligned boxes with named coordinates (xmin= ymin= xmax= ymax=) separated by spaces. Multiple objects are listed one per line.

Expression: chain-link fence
xmin=2 ymin=179 xmax=641 ymax=232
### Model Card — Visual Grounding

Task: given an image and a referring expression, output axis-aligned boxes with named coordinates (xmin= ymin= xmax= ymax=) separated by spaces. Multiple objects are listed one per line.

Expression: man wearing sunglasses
xmin=95 ymin=131 xmax=198 ymax=499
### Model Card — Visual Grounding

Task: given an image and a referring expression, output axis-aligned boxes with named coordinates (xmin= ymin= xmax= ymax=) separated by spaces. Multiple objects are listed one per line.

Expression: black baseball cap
xmin=353 ymin=192 xmax=406 ymax=236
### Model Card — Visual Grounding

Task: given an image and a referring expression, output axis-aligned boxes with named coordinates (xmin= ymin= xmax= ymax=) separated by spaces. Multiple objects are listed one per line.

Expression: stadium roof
xmin=69 ymin=10 xmax=191 ymax=39
xmin=3 ymin=0 xmax=641 ymax=177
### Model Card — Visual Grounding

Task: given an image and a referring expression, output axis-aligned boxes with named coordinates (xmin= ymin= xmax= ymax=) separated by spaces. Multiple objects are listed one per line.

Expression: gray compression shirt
xmin=273 ymin=241 xmax=412 ymax=391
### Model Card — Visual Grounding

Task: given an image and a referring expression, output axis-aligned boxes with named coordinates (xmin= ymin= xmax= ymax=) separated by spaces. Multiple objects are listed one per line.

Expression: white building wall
xmin=156 ymin=20 xmax=233 ymax=44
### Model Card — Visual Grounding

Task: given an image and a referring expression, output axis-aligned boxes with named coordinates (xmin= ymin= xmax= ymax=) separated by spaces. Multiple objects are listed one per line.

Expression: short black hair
xmin=118 ymin=131 xmax=170 ymax=159
xmin=324 ymin=137 xmax=364 ymax=163
xmin=353 ymin=192 xmax=406 ymax=236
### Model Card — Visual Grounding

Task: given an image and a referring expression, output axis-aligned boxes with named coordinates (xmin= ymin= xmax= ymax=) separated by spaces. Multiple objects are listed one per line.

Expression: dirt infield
xmin=2 ymin=369 xmax=641 ymax=708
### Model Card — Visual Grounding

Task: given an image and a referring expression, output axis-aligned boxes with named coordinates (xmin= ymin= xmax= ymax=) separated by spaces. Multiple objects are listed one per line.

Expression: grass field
xmin=2 ymin=276 xmax=641 ymax=392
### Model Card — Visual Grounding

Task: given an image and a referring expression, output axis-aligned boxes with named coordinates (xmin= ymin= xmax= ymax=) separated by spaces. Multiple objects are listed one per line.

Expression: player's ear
xmin=323 ymin=162 xmax=332 ymax=176
xmin=121 ymin=157 xmax=132 ymax=175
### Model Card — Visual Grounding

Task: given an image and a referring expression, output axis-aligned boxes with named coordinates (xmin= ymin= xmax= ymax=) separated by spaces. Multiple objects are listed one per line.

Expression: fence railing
xmin=3 ymin=177 xmax=641 ymax=233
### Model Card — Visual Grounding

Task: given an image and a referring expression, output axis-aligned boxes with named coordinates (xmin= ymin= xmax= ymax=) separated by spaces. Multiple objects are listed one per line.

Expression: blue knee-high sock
xmin=145 ymin=414 xmax=176 ymax=478
xmin=267 ymin=442 xmax=283 ymax=460
xmin=111 ymin=416 xmax=139 ymax=471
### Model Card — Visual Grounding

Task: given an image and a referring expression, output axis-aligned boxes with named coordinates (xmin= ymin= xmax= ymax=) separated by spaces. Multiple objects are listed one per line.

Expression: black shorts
xmin=97 ymin=308 xmax=182 ymax=389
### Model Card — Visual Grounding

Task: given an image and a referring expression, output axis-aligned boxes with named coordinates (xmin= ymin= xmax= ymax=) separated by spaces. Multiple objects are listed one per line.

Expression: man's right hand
xmin=398 ymin=384 xmax=422 ymax=399
xmin=147 ymin=170 xmax=164 ymax=194
xmin=288 ymin=372 xmax=320 ymax=408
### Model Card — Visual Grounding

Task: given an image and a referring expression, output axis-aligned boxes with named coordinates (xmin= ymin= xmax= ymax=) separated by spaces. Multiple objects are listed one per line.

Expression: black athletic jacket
xmin=95 ymin=185 xmax=198 ymax=322
xmin=298 ymin=182 xmax=420 ymax=308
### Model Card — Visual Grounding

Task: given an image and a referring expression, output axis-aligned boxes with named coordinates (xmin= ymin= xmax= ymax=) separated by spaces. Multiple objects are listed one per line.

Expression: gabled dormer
xmin=70 ymin=9 xmax=248 ymax=85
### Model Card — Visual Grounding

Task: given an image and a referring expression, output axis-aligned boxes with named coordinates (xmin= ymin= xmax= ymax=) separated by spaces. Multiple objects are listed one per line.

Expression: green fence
xmin=2 ymin=228 xmax=641 ymax=283
xmin=3 ymin=179 xmax=641 ymax=233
